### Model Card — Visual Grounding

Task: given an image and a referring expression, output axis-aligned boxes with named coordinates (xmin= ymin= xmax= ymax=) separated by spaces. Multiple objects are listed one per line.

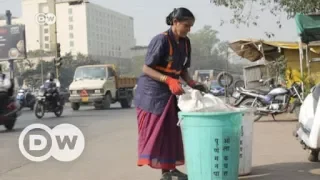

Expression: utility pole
xmin=37 ymin=40 xmax=44 ymax=84
xmin=48 ymin=0 xmax=59 ymax=79
xmin=225 ymin=48 xmax=230 ymax=104
xmin=53 ymin=0 xmax=59 ymax=80
xmin=5 ymin=10 xmax=14 ymax=79
xmin=41 ymin=52 xmax=44 ymax=84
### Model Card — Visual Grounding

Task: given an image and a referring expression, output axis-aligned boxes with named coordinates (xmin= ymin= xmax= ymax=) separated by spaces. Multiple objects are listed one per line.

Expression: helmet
xmin=47 ymin=72 xmax=55 ymax=81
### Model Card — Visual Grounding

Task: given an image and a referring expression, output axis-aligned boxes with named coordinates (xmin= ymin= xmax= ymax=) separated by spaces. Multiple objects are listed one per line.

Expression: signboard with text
xmin=0 ymin=25 xmax=27 ymax=61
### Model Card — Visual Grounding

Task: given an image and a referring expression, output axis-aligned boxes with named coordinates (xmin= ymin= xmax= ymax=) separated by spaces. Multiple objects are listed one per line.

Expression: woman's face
xmin=173 ymin=19 xmax=194 ymax=38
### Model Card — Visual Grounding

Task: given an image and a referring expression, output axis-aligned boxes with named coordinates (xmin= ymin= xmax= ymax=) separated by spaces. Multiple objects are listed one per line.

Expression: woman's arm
xmin=180 ymin=69 xmax=193 ymax=84
xmin=143 ymin=34 xmax=168 ymax=82
xmin=142 ymin=65 xmax=167 ymax=82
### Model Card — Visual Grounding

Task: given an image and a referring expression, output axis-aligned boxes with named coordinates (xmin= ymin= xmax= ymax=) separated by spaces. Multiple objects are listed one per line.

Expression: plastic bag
xmin=177 ymin=89 xmax=236 ymax=112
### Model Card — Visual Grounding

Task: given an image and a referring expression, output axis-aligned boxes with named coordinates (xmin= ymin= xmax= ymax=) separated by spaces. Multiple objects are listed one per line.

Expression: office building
xmin=18 ymin=0 xmax=135 ymax=59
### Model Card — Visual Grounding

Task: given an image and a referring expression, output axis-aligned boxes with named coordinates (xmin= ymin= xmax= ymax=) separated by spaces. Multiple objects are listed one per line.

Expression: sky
xmin=0 ymin=0 xmax=300 ymax=46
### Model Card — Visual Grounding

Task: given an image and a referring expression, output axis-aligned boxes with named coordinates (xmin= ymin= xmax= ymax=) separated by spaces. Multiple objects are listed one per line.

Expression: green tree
xmin=19 ymin=52 xmax=101 ymax=88
xmin=188 ymin=25 xmax=229 ymax=72
xmin=266 ymin=55 xmax=287 ymax=82
xmin=211 ymin=0 xmax=320 ymax=37
xmin=27 ymin=50 xmax=55 ymax=58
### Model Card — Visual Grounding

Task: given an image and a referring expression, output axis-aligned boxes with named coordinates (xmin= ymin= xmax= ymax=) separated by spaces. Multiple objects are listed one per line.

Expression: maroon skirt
xmin=136 ymin=95 xmax=185 ymax=169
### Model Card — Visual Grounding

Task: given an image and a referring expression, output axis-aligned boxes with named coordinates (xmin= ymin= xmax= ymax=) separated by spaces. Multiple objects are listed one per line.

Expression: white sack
xmin=178 ymin=89 xmax=236 ymax=112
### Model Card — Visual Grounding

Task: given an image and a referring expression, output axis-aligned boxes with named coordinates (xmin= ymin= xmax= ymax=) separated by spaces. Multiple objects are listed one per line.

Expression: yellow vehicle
xmin=68 ymin=64 xmax=136 ymax=110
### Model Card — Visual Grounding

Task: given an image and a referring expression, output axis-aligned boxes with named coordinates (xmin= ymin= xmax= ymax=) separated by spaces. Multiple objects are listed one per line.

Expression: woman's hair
xmin=166 ymin=7 xmax=195 ymax=25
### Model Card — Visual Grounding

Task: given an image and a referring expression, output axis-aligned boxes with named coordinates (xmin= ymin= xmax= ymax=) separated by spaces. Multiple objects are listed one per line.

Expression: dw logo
xmin=18 ymin=123 xmax=85 ymax=162
xmin=34 ymin=13 xmax=56 ymax=25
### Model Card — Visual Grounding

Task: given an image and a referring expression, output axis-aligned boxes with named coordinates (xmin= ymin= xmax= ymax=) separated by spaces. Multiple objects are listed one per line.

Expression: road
xmin=0 ymin=104 xmax=319 ymax=180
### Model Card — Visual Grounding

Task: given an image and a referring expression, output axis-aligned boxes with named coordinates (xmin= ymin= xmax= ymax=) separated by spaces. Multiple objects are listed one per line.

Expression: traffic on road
xmin=0 ymin=1 xmax=320 ymax=180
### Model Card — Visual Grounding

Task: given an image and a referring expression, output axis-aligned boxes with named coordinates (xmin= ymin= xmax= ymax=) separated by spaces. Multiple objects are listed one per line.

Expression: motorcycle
xmin=294 ymin=83 xmax=320 ymax=162
xmin=16 ymin=89 xmax=36 ymax=110
xmin=0 ymin=97 xmax=21 ymax=130
xmin=34 ymin=86 xmax=65 ymax=119
xmin=232 ymin=78 xmax=303 ymax=122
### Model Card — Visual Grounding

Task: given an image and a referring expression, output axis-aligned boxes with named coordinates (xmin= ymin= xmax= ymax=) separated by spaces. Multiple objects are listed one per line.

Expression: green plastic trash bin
xmin=178 ymin=111 xmax=243 ymax=180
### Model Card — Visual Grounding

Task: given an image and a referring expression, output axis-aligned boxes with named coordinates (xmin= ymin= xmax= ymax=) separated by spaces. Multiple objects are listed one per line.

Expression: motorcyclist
xmin=43 ymin=72 xmax=60 ymax=107
xmin=203 ymin=76 xmax=211 ymax=89
xmin=0 ymin=65 xmax=13 ymax=112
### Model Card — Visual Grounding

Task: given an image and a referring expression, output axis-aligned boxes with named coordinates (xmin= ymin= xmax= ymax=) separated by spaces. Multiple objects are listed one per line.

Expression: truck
xmin=68 ymin=64 xmax=136 ymax=110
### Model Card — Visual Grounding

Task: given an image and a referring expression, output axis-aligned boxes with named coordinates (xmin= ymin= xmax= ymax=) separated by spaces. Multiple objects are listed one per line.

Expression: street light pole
xmin=53 ymin=0 xmax=59 ymax=79
xmin=37 ymin=40 xmax=44 ymax=84
xmin=49 ymin=0 xmax=59 ymax=79
xmin=5 ymin=10 xmax=14 ymax=79
xmin=41 ymin=55 xmax=44 ymax=84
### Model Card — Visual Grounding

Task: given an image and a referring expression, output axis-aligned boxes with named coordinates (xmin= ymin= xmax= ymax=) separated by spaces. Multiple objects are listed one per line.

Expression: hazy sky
xmin=0 ymin=0 xmax=299 ymax=46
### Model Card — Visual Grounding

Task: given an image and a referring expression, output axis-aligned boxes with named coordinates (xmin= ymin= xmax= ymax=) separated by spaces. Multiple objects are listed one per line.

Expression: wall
xmin=22 ymin=0 xmax=48 ymax=51
xmin=86 ymin=3 xmax=135 ymax=58
xmin=130 ymin=46 xmax=147 ymax=57
xmin=56 ymin=3 xmax=88 ymax=56
xmin=284 ymin=49 xmax=320 ymax=84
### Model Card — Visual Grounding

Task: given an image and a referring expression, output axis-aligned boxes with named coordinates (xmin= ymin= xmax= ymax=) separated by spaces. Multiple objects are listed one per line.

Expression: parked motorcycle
xmin=16 ymin=89 xmax=36 ymax=110
xmin=34 ymin=86 xmax=65 ymax=119
xmin=0 ymin=97 xmax=21 ymax=130
xmin=293 ymin=83 xmax=320 ymax=162
xmin=232 ymin=78 xmax=303 ymax=122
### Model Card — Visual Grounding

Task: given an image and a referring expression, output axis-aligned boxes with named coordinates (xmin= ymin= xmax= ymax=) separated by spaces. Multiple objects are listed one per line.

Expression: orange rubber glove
xmin=165 ymin=76 xmax=185 ymax=95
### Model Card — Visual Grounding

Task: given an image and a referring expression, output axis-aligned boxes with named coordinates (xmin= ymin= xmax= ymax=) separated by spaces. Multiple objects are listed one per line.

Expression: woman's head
xmin=166 ymin=7 xmax=195 ymax=38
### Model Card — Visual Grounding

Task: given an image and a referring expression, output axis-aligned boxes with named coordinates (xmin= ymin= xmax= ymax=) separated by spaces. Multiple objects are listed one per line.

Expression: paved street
xmin=0 ymin=104 xmax=319 ymax=180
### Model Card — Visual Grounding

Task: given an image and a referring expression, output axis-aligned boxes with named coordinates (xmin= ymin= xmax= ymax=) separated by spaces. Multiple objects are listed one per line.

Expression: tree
xmin=188 ymin=25 xmax=230 ymax=72
xmin=27 ymin=50 xmax=55 ymax=58
xmin=19 ymin=52 xmax=101 ymax=88
xmin=211 ymin=0 xmax=320 ymax=37
xmin=266 ymin=55 xmax=287 ymax=83
xmin=189 ymin=25 xmax=220 ymax=57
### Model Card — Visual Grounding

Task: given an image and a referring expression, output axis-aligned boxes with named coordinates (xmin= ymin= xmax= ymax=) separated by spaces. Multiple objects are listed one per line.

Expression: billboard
xmin=0 ymin=25 xmax=27 ymax=61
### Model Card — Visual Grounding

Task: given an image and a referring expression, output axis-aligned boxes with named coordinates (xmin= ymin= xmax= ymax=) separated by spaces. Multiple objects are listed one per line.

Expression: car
xmin=209 ymin=80 xmax=233 ymax=96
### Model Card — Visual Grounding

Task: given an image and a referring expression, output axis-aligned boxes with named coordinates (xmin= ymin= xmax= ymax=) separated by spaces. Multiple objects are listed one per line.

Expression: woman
xmin=134 ymin=7 xmax=207 ymax=180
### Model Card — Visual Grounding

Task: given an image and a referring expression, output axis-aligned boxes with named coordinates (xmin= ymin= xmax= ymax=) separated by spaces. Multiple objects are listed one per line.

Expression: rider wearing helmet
xmin=43 ymin=72 xmax=60 ymax=107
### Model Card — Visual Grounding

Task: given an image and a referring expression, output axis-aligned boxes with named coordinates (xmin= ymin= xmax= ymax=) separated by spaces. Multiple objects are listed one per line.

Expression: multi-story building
xmin=130 ymin=46 xmax=148 ymax=57
xmin=6 ymin=0 xmax=135 ymax=60
xmin=55 ymin=1 xmax=135 ymax=59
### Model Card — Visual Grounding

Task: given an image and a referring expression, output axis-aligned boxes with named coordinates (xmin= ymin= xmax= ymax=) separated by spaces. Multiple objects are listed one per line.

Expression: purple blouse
xmin=134 ymin=28 xmax=191 ymax=115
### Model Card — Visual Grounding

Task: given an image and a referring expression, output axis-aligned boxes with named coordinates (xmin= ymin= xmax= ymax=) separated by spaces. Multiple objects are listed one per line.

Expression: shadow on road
xmin=240 ymin=162 xmax=320 ymax=180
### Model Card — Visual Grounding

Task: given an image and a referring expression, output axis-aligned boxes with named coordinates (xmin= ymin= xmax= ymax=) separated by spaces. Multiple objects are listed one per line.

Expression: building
xmin=7 ymin=0 xmax=135 ymax=60
xmin=130 ymin=45 xmax=148 ymax=57
xmin=55 ymin=1 xmax=135 ymax=59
